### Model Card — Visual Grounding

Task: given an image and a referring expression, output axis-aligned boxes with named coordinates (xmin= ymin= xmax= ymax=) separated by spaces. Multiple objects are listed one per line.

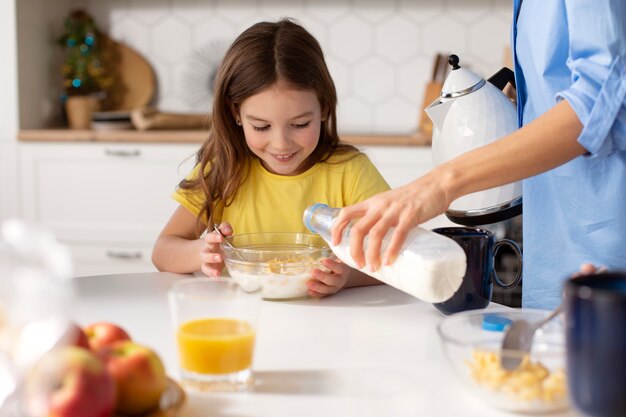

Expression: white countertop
xmin=66 ymin=272 xmax=580 ymax=417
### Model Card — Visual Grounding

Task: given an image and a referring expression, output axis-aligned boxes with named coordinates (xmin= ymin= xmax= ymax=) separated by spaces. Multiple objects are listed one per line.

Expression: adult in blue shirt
xmin=331 ymin=0 xmax=626 ymax=309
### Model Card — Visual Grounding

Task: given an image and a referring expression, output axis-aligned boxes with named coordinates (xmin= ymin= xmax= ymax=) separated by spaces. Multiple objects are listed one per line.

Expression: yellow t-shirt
xmin=173 ymin=152 xmax=390 ymax=234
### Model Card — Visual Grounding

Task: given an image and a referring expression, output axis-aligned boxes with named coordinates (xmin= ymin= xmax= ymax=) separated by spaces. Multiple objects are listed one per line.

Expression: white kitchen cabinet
xmin=19 ymin=142 xmax=199 ymax=276
xmin=0 ymin=143 xmax=19 ymax=222
xmin=359 ymin=145 xmax=457 ymax=230
xmin=360 ymin=145 xmax=433 ymax=188
xmin=0 ymin=1 xmax=18 ymax=222
xmin=0 ymin=0 xmax=18 ymax=141
xmin=68 ymin=244 xmax=157 ymax=277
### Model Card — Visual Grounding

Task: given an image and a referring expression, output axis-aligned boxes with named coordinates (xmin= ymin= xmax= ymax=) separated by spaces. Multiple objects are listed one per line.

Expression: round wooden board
xmin=114 ymin=377 xmax=185 ymax=417
xmin=101 ymin=35 xmax=156 ymax=111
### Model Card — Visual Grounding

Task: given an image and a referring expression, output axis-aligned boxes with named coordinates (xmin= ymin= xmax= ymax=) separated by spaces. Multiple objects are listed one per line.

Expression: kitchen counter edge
xmin=18 ymin=129 xmax=432 ymax=147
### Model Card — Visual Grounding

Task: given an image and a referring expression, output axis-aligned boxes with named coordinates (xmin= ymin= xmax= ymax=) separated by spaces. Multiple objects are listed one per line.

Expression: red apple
xmin=59 ymin=321 xmax=90 ymax=349
xmin=99 ymin=340 xmax=167 ymax=415
xmin=23 ymin=346 xmax=116 ymax=417
xmin=84 ymin=321 xmax=131 ymax=351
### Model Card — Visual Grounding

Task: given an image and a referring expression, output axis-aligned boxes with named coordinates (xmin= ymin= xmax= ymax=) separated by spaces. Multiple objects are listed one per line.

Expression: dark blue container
xmin=565 ymin=272 xmax=626 ymax=417
xmin=432 ymin=227 xmax=521 ymax=315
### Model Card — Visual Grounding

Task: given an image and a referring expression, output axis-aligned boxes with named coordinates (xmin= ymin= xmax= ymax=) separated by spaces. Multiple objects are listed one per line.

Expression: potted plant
xmin=58 ymin=10 xmax=113 ymax=129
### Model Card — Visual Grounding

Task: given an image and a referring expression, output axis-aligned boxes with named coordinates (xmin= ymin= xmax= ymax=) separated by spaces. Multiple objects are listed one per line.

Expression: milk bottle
xmin=303 ymin=203 xmax=467 ymax=303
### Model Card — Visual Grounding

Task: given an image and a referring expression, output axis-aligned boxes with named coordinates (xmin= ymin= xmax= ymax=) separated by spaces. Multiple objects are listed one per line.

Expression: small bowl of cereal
xmin=437 ymin=308 xmax=568 ymax=414
xmin=221 ymin=232 xmax=332 ymax=301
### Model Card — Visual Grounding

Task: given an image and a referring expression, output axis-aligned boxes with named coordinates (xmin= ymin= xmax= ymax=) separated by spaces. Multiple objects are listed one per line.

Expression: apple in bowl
xmin=84 ymin=321 xmax=131 ymax=351
xmin=99 ymin=340 xmax=167 ymax=415
xmin=23 ymin=346 xmax=116 ymax=417
xmin=61 ymin=321 xmax=90 ymax=349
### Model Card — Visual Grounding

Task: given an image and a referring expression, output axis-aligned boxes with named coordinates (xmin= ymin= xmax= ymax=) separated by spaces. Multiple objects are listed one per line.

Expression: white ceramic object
xmin=426 ymin=55 xmax=522 ymax=226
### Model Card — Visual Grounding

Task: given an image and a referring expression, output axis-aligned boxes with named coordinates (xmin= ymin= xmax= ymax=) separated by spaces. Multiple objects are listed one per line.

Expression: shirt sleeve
xmin=555 ymin=0 xmax=626 ymax=159
xmin=172 ymin=163 xmax=205 ymax=217
xmin=346 ymin=153 xmax=391 ymax=205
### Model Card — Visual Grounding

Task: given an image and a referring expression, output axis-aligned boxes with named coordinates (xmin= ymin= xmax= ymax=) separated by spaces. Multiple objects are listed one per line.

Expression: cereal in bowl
xmin=467 ymin=350 xmax=567 ymax=406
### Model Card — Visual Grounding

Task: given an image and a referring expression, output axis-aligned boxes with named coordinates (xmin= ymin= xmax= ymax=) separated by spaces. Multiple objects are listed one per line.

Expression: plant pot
xmin=66 ymin=96 xmax=101 ymax=129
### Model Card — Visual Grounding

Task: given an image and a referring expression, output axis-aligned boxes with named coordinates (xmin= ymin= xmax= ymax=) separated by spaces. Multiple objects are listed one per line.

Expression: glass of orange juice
xmin=168 ymin=277 xmax=261 ymax=392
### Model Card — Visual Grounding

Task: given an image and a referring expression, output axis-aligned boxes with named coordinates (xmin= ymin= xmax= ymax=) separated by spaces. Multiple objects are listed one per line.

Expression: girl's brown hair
xmin=180 ymin=18 xmax=358 ymax=232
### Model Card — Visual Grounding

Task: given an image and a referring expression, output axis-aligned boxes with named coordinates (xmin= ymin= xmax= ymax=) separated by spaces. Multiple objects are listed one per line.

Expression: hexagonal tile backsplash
xmin=85 ymin=0 xmax=512 ymax=135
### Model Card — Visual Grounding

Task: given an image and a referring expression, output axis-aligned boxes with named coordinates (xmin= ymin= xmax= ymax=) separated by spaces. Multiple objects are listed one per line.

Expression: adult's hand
xmin=331 ymin=100 xmax=587 ymax=274
xmin=331 ymin=171 xmax=450 ymax=271
xmin=572 ymin=263 xmax=607 ymax=277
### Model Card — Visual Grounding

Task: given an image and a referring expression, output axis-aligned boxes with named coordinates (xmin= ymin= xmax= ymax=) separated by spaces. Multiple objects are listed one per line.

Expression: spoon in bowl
xmin=500 ymin=304 xmax=563 ymax=371
xmin=213 ymin=224 xmax=236 ymax=250
xmin=212 ymin=224 xmax=250 ymax=263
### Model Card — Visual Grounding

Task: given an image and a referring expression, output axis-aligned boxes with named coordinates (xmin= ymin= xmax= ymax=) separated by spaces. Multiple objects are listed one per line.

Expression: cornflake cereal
xmin=268 ymin=256 xmax=317 ymax=275
xmin=467 ymin=350 xmax=567 ymax=405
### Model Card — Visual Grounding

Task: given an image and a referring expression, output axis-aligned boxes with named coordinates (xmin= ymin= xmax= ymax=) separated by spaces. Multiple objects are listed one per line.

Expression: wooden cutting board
xmin=101 ymin=35 xmax=156 ymax=111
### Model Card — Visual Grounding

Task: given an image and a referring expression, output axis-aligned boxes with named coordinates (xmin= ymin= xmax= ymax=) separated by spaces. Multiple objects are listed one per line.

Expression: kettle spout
xmin=425 ymin=99 xmax=454 ymax=132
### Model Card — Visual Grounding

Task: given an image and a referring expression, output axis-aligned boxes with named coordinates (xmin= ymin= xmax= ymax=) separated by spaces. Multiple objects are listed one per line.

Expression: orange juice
xmin=176 ymin=318 xmax=256 ymax=374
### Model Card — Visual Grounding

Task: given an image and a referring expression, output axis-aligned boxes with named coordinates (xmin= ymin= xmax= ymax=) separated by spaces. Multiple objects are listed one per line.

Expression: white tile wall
xmin=82 ymin=0 xmax=512 ymax=135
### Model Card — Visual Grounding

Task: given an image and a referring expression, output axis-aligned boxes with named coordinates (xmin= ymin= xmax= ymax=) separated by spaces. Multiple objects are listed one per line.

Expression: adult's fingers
xmin=363 ymin=214 xmax=397 ymax=271
xmin=574 ymin=263 xmax=607 ymax=277
xmin=382 ymin=215 xmax=414 ymax=266
xmin=347 ymin=211 xmax=381 ymax=268
xmin=332 ymin=203 xmax=367 ymax=245
xmin=577 ymin=263 xmax=596 ymax=276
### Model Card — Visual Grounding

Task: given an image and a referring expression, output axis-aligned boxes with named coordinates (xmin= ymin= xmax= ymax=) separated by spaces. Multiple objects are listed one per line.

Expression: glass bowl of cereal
xmin=221 ymin=232 xmax=332 ymax=301
xmin=437 ymin=308 xmax=568 ymax=414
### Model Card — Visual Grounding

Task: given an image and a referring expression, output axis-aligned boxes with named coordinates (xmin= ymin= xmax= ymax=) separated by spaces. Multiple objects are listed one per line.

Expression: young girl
xmin=152 ymin=18 xmax=390 ymax=298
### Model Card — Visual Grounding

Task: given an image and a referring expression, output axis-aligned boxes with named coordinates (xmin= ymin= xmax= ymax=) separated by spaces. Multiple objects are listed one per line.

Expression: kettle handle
xmin=488 ymin=67 xmax=516 ymax=91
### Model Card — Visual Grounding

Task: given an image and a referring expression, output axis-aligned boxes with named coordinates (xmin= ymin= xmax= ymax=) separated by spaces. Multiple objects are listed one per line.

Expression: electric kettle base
xmin=445 ymin=203 xmax=522 ymax=227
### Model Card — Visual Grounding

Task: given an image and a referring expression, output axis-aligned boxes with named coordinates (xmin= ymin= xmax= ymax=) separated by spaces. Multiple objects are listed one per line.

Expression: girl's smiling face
xmin=238 ymin=81 xmax=323 ymax=176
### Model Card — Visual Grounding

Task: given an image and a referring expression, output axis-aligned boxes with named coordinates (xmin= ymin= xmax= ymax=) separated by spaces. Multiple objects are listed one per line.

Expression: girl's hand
xmin=199 ymin=222 xmax=233 ymax=277
xmin=307 ymin=258 xmax=352 ymax=298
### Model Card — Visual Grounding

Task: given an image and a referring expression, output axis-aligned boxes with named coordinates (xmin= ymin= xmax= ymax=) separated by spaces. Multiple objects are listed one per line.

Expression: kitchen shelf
xmin=18 ymin=129 xmax=431 ymax=147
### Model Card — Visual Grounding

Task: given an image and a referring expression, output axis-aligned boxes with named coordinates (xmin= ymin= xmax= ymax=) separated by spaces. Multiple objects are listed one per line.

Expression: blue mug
xmin=432 ymin=227 xmax=522 ymax=315
xmin=564 ymin=271 xmax=626 ymax=417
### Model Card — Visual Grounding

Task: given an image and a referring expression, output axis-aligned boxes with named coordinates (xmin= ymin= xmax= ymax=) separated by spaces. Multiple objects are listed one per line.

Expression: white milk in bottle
xmin=303 ymin=203 xmax=466 ymax=303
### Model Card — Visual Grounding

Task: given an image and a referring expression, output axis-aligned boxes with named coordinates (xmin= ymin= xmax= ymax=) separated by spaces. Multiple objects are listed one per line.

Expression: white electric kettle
xmin=426 ymin=54 xmax=522 ymax=226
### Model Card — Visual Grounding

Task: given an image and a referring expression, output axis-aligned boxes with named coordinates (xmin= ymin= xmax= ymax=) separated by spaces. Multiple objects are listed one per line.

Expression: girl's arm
xmin=152 ymin=206 xmax=205 ymax=273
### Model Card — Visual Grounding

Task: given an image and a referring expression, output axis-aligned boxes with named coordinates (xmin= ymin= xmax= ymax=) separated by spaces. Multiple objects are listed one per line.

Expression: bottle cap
xmin=482 ymin=314 xmax=512 ymax=332
xmin=303 ymin=203 xmax=329 ymax=233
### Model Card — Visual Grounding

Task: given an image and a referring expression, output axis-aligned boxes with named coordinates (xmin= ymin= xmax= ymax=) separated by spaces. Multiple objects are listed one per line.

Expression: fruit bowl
xmin=221 ymin=232 xmax=332 ymax=300
xmin=437 ymin=308 xmax=569 ymax=414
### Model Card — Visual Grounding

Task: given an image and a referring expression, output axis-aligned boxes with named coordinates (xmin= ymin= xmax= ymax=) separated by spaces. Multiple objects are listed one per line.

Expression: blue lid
xmin=482 ymin=314 xmax=512 ymax=332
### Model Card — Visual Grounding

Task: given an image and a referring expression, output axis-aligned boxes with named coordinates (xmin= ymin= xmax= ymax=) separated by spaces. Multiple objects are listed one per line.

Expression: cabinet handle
xmin=105 ymin=250 xmax=143 ymax=260
xmin=104 ymin=149 xmax=141 ymax=157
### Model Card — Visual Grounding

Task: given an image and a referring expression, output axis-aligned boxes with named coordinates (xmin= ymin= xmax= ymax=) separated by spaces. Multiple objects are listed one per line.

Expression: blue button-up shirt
xmin=513 ymin=0 xmax=626 ymax=308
